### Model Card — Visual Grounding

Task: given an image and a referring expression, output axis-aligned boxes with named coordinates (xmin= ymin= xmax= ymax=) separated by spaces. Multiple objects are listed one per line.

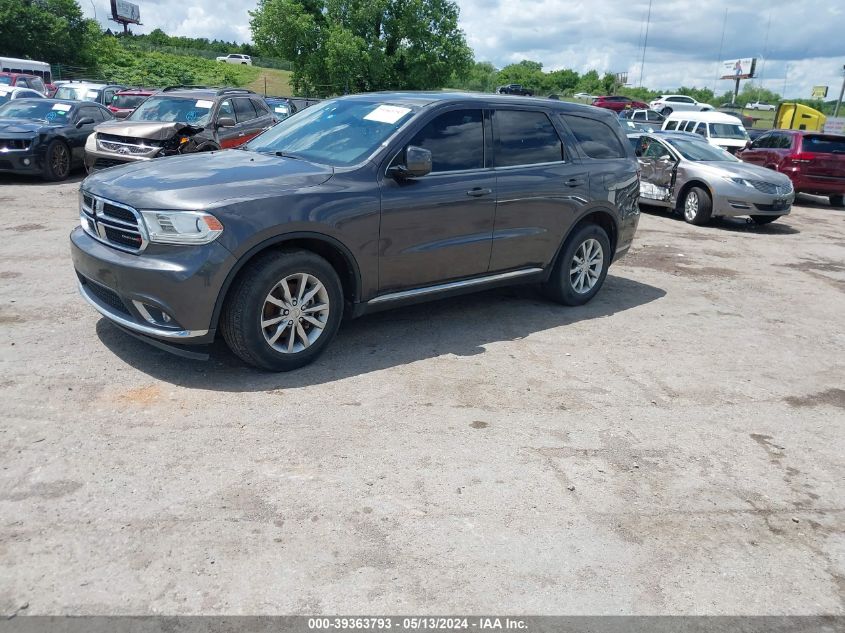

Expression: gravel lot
xmin=1 ymin=172 xmax=843 ymax=615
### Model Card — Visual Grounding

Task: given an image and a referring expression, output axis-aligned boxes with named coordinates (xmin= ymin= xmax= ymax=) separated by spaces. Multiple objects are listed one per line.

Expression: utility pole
xmin=638 ymin=0 xmax=652 ymax=87
xmin=834 ymin=65 xmax=845 ymax=119
xmin=713 ymin=9 xmax=728 ymax=95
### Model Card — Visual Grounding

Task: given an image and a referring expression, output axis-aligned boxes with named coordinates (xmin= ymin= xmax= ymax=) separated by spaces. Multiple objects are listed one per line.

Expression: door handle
xmin=466 ymin=187 xmax=492 ymax=197
xmin=238 ymin=132 xmax=246 ymax=137
xmin=565 ymin=178 xmax=585 ymax=187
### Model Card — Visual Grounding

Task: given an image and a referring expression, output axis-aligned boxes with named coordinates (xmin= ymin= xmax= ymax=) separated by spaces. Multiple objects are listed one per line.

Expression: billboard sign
xmin=823 ymin=117 xmax=845 ymax=135
xmin=812 ymin=85 xmax=829 ymax=99
xmin=720 ymin=58 xmax=756 ymax=80
xmin=110 ymin=0 xmax=141 ymax=24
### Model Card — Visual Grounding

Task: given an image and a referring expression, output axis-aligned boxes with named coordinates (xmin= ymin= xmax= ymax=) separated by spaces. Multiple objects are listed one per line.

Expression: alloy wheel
xmin=52 ymin=143 xmax=69 ymax=178
xmin=684 ymin=191 xmax=700 ymax=222
xmin=260 ymin=273 xmax=330 ymax=353
xmin=569 ymin=238 xmax=604 ymax=294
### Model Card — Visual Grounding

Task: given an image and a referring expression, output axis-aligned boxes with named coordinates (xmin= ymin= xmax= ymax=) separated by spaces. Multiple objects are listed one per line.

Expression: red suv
xmin=0 ymin=72 xmax=47 ymax=95
xmin=739 ymin=130 xmax=845 ymax=207
xmin=107 ymin=88 xmax=155 ymax=118
xmin=592 ymin=95 xmax=649 ymax=112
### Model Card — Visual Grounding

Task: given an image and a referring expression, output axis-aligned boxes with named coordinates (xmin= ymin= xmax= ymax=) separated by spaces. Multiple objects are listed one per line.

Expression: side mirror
xmin=389 ymin=145 xmax=432 ymax=179
xmin=76 ymin=117 xmax=95 ymax=128
xmin=217 ymin=117 xmax=236 ymax=128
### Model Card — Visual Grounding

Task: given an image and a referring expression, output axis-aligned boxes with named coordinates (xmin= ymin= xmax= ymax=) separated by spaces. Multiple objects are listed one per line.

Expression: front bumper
xmin=84 ymin=134 xmax=160 ymax=172
xmin=70 ymin=226 xmax=236 ymax=345
xmin=710 ymin=183 xmax=794 ymax=218
xmin=0 ymin=148 xmax=42 ymax=174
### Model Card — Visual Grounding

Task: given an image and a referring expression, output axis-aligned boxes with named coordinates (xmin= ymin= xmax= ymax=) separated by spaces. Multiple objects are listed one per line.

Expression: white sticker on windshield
xmin=195 ymin=99 xmax=213 ymax=108
xmin=364 ymin=105 xmax=411 ymax=124
xmin=52 ymin=103 xmax=71 ymax=111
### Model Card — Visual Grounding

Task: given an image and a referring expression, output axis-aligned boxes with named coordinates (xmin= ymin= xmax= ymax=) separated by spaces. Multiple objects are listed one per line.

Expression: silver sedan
xmin=631 ymin=131 xmax=794 ymax=225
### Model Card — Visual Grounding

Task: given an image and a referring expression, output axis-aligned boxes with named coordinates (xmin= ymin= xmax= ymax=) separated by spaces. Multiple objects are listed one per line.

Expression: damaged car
xmin=84 ymin=86 xmax=277 ymax=172
xmin=633 ymin=131 xmax=794 ymax=225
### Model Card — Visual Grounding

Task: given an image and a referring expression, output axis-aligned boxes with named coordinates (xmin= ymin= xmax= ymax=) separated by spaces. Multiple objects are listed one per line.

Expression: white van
xmin=661 ymin=110 xmax=749 ymax=153
xmin=0 ymin=57 xmax=52 ymax=94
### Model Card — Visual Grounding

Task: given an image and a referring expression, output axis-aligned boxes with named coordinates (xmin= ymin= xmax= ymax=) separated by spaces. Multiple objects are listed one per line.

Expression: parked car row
xmin=0 ymin=84 xmax=323 ymax=180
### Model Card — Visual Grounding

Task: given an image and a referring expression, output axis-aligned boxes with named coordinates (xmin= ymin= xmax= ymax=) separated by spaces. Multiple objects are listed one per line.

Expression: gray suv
xmin=70 ymin=92 xmax=640 ymax=371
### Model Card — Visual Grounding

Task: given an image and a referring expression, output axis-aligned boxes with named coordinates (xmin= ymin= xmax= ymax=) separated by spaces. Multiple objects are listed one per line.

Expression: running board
xmin=368 ymin=268 xmax=544 ymax=305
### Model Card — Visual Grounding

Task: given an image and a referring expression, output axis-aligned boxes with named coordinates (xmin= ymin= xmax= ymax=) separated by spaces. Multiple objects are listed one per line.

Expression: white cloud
xmin=83 ymin=0 xmax=845 ymax=99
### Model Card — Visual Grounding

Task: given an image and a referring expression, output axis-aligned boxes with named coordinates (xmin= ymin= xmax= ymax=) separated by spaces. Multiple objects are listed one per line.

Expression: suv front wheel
xmin=543 ymin=224 xmax=611 ymax=306
xmin=221 ymin=249 xmax=343 ymax=371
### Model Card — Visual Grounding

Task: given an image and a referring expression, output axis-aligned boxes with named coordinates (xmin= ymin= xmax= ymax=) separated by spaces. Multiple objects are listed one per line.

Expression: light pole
xmin=834 ymin=65 xmax=845 ymax=119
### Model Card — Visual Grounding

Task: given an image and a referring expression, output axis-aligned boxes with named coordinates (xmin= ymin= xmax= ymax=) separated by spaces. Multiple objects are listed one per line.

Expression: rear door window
xmin=407 ymin=109 xmax=484 ymax=172
xmin=664 ymin=120 xmax=678 ymax=130
xmin=801 ymin=135 xmax=845 ymax=153
xmin=561 ymin=114 xmax=626 ymax=159
xmin=233 ymin=97 xmax=257 ymax=123
xmin=494 ymin=110 xmax=563 ymax=167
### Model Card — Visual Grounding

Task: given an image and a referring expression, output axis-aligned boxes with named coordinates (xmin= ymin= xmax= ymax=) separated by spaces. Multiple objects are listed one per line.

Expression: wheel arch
xmin=675 ymin=179 xmax=713 ymax=210
xmin=551 ymin=208 xmax=619 ymax=270
xmin=210 ymin=231 xmax=362 ymax=331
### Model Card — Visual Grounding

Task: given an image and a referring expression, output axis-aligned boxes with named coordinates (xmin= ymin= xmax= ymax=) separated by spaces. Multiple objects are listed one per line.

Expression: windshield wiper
xmin=274 ymin=151 xmax=305 ymax=161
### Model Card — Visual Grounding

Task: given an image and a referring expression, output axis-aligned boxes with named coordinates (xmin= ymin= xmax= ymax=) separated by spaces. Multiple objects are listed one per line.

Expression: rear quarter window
xmin=802 ymin=135 xmax=845 ymax=154
xmin=560 ymin=114 xmax=627 ymax=159
xmin=494 ymin=110 xmax=563 ymax=167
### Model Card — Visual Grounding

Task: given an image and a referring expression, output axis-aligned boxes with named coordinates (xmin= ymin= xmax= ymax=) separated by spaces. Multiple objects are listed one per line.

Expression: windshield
xmin=667 ymin=137 xmax=739 ymax=162
xmin=0 ymin=76 xmax=11 ymax=85
xmin=709 ymin=123 xmax=748 ymax=140
xmin=112 ymin=94 xmax=149 ymax=110
xmin=128 ymin=96 xmax=213 ymax=125
xmin=247 ymin=98 xmax=417 ymax=166
xmin=55 ymin=85 xmax=101 ymax=101
xmin=0 ymin=100 xmax=73 ymax=122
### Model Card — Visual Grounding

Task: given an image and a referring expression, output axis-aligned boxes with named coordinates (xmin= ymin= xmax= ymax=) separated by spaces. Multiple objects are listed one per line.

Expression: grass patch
xmin=245 ymin=67 xmax=293 ymax=96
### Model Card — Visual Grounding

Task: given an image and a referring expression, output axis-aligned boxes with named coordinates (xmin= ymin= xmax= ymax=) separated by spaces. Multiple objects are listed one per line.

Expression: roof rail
xmin=160 ymin=85 xmax=210 ymax=92
xmin=216 ymin=88 xmax=255 ymax=96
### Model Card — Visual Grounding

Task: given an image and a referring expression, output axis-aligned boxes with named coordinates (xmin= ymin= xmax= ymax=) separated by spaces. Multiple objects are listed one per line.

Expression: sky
xmin=83 ymin=0 xmax=845 ymax=99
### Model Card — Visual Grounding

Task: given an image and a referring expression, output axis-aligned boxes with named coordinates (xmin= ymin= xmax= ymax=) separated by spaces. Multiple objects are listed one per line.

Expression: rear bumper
xmin=613 ymin=205 xmax=640 ymax=262
xmin=788 ymin=173 xmax=845 ymax=196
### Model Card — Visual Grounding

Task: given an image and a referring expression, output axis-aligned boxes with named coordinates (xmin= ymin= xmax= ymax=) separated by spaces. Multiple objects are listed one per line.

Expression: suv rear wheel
xmin=221 ymin=249 xmax=343 ymax=371
xmin=543 ymin=224 xmax=611 ymax=306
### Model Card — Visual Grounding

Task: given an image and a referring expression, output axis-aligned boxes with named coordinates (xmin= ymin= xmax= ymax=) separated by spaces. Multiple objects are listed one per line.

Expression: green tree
xmin=449 ymin=61 xmax=498 ymax=92
xmin=496 ymin=60 xmax=545 ymax=92
xmin=575 ymin=70 xmax=602 ymax=94
xmin=250 ymin=0 xmax=473 ymax=95
xmin=0 ymin=0 xmax=98 ymax=65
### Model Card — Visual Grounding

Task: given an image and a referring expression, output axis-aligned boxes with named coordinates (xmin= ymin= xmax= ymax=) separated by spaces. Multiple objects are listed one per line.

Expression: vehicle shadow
xmin=795 ymin=193 xmax=844 ymax=211
xmin=95 ymin=275 xmax=666 ymax=391
xmin=0 ymin=172 xmax=85 ymax=186
xmin=638 ymin=204 xmax=800 ymax=235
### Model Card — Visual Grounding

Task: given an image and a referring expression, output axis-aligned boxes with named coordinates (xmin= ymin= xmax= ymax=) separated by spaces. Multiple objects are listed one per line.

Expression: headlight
xmin=140 ymin=210 xmax=223 ymax=245
xmin=724 ymin=176 xmax=754 ymax=187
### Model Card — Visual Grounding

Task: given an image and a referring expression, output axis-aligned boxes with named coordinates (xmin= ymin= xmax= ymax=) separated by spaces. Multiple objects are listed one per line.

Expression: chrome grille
xmin=748 ymin=180 xmax=793 ymax=195
xmin=97 ymin=134 xmax=161 ymax=156
xmin=0 ymin=138 xmax=31 ymax=151
xmin=80 ymin=192 xmax=148 ymax=253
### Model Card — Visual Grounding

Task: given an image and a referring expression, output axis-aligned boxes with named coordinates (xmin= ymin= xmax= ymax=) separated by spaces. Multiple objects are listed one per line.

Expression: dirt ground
xmin=0 ymin=172 xmax=843 ymax=616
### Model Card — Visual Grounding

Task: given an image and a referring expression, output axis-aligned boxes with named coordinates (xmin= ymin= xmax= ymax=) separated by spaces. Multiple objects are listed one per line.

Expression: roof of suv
xmin=337 ymin=91 xmax=609 ymax=115
xmin=156 ymin=87 xmax=258 ymax=99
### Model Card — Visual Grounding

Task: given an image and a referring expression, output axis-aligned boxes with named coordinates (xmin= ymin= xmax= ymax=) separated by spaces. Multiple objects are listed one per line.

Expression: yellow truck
xmin=774 ymin=103 xmax=826 ymax=131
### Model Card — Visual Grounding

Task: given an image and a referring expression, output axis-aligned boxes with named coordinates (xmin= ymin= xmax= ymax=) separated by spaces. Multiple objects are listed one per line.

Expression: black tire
xmin=221 ymin=249 xmax=344 ymax=371
xmin=42 ymin=139 xmax=71 ymax=181
xmin=661 ymin=107 xmax=673 ymax=116
xmin=751 ymin=215 xmax=779 ymax=225
xmin=542 ymin=223 xmax=611 ymax=306
xmin=681 ymin=186 xmax=713 ymax=225
xmin=829 ymin=194 xmax=844 ymax=208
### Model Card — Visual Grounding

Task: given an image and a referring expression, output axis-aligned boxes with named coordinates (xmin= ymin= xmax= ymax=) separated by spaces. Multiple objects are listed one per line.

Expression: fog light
xmin=22 ymin=158 xmax=31 ymax=166
xmin=132 ymin=300 xmax=177 ymax=327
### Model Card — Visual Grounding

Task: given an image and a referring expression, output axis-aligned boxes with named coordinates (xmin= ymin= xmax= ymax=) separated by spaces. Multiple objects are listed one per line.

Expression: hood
xmin=93 ymin=120 xmax=203 ymax=140
xmin=82 ymin=149 xmax=335 ymax=209
xmin=692 ymin=160 xmax=793 ymax=186
xmin=0 ymin=119 xmax=56 ymax=135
